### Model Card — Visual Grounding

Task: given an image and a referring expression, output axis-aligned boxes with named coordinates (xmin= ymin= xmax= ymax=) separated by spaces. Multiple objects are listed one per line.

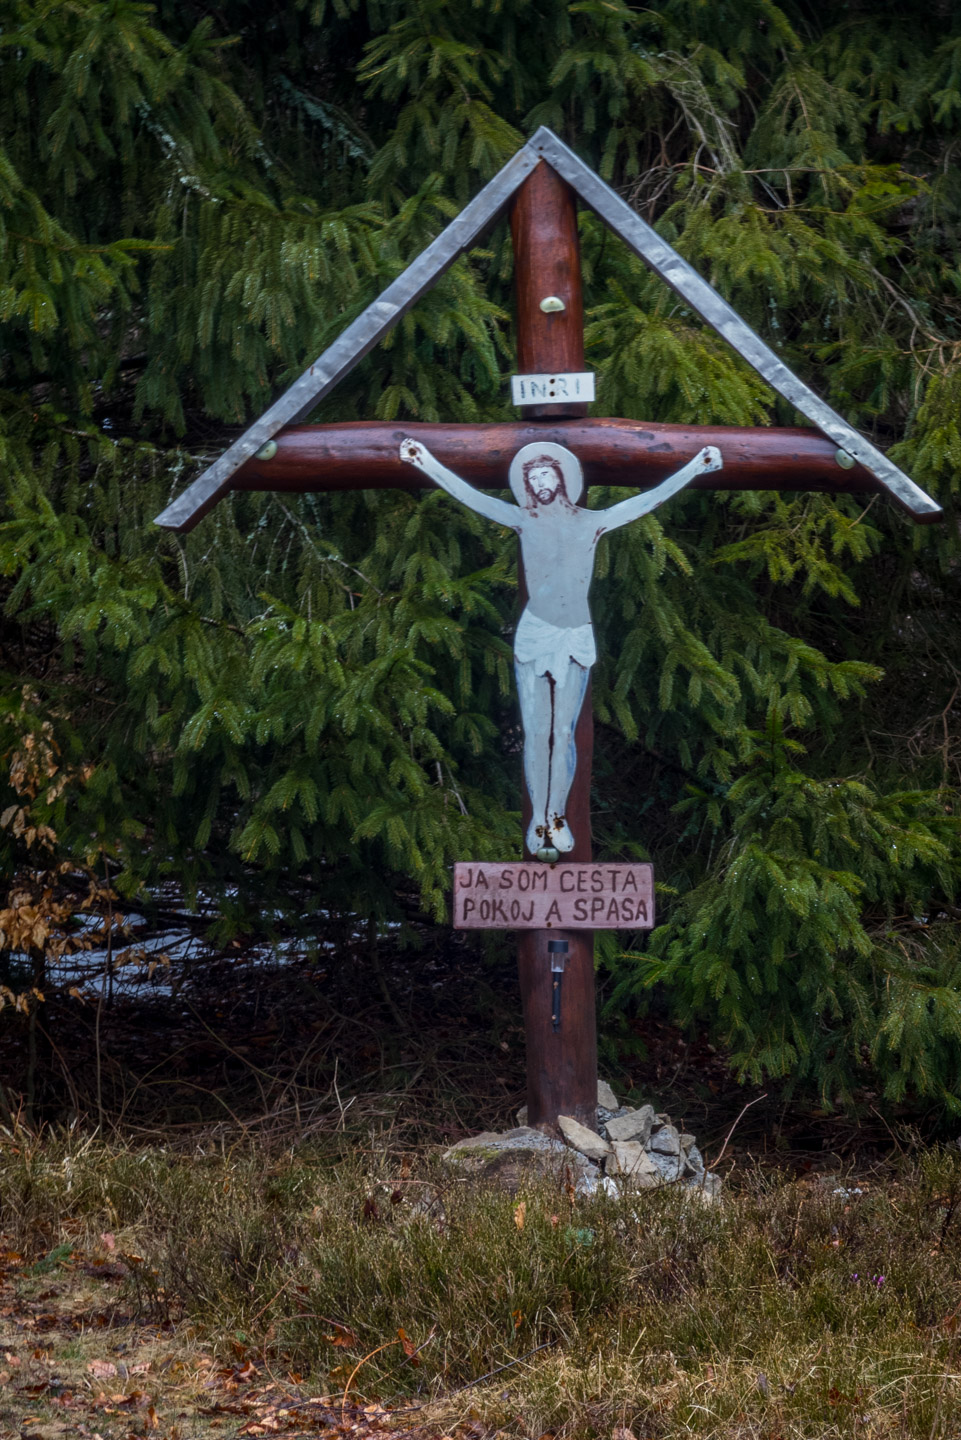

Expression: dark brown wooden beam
xmin=510 ymin=166 xmax=598 ymax=1138
xmin=510 ymin=164 xmax=587 ymax=419
xmin=232 ymin=418 xmax=881 ymax=500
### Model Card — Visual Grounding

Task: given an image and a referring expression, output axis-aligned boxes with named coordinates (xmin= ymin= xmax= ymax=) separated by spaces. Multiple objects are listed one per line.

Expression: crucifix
xmin=156 ymin=128 xmax=940 ymax=1137
xmin=399 ymin=434 xmax=721 ymax=859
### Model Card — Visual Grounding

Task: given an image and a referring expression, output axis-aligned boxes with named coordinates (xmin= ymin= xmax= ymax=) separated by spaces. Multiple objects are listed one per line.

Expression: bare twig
xmin=707 ymin=1093 xmax=768 ymax=1170
xmin=340 ymin=1337 xmax=399 ymax=1415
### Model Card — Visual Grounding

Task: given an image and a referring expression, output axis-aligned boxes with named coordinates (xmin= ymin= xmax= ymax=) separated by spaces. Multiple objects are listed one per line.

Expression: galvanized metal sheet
xmin=528 ymin=127 xmax=940 ymax=521
xmin=155 ymin=143 xmax=543 ymax=531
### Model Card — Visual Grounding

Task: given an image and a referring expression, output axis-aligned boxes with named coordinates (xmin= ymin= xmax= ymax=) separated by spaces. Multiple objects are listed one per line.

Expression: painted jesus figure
xmin=400 ymin=437 xmax=723 ymax=856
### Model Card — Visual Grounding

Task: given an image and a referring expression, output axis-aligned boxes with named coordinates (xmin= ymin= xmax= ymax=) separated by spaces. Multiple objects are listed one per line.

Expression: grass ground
xmin=3 ymin=935 xmax=960 ymax=1437
xmin=2 ymin=1128 xmax=961 ymax=1440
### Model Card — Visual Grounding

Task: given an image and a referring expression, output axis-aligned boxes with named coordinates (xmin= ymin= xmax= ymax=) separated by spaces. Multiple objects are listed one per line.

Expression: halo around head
xmin=509 ymin=442 xmax=584 ymax=507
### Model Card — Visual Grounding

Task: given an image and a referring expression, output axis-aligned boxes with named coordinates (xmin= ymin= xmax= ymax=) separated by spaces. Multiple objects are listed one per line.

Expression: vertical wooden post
xmin=510 ymin=163 xmax=598 ymax=1134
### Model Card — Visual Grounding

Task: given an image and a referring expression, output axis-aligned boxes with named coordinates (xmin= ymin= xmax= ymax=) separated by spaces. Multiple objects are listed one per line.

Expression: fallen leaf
xmin=86 ymin=1360 xmax=118 ymax=1379
xmin=324 ymin=1325 xmax=358 ymax=1349
xmin=397 ymin=1328 xmax=420 ymax=1366
xmin=121 ymin=1389 xmax=153 ymax=1408
xmin=514 ymin=1201 xmax=526 ymax=1231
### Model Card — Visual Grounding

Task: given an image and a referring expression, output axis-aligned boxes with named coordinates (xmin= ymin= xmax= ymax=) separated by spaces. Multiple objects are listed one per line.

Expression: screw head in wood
xmin=835 ymin=449 xmax=855 ymax=469
xmin=255 ymin=439 xmax=278 ymax=461
xmin=539 ymin=296 xmax=566 ymax=313
xmin=536 ymin=846 xmax=560 ymax=863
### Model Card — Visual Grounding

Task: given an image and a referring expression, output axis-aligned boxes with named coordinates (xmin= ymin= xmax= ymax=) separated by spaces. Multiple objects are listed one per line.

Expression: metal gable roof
xmin=156 ymin=126 xmax=941 ymax=532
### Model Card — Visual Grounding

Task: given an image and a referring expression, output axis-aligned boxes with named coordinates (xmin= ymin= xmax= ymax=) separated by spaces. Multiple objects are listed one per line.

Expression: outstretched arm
xmin=596 ymin=445 xmax=723 ymax=536
xmin=400 ymin=438 xmax=520 ymax=529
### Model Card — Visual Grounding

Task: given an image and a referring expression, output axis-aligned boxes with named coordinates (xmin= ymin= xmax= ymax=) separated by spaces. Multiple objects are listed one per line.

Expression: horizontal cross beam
xmin=153 ymin=126 xmax=942 ymax=533
xmin=228 ymin=418 xmax=888 ymax=505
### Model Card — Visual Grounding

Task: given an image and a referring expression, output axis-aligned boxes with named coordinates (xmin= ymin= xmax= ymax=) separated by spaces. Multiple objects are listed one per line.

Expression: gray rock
xmin=605 ymin=1105 xmax=655 ymax=1145
xmin=442 ymin=1127 xmax=595 ymax=1193
xmin=443 ymin=1105 xmax=711 ymax=1199
xmin=607 ymin=1141 xmax=661 ymax=1186
xmin=683 ymin=1143 xmax=705 ymax=1177
xmin=647 ymin=1123 xmax=682 ymax=1156
xmin=685 ymin=1170 xmax=723 ymax=1202
xmin=645 ymin=1147 xmax=685 ymax=1184
xmin=558 ymin=1114 xmax=611 ymax=1161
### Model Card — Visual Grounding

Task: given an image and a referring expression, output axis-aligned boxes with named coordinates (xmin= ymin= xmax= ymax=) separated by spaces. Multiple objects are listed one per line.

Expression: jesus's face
xmin=528 ymin=463 xmax=561 ymax=504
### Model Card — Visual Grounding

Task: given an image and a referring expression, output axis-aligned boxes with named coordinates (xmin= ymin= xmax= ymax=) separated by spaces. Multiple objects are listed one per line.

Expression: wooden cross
xmin=156 ymin=129 xmax=940 ymax=1137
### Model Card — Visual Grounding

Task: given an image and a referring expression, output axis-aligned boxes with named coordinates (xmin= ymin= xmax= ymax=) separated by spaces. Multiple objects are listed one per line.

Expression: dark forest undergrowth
xmin=0 ymin=921 xmax=947 ymax=1162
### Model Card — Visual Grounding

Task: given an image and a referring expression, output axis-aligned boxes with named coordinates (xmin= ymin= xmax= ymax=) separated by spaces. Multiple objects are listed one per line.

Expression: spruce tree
xmin=2 ymin=0 xmax=961 ymax=1114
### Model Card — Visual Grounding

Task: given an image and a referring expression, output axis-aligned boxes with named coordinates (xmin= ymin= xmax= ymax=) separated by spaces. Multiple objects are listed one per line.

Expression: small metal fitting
xmin=548 ymin=940 xmax=569 ymax=1031
xmin=539 ymin=296 xmax=565 ymax=313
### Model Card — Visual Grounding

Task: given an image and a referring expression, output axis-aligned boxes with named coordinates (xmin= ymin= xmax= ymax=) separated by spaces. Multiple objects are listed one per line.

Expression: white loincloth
xmin=514 ymin=608 xmax=597 ymax=677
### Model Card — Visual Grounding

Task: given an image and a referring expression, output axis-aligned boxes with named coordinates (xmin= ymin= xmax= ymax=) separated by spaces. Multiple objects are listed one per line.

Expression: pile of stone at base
xmin=442 ymin=1079 xmax=721 ymax=1200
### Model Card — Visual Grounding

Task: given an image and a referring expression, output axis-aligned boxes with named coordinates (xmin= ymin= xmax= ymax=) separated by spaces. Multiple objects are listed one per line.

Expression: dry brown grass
xmin=2 ymin=1127 xmax=961 ymax=1438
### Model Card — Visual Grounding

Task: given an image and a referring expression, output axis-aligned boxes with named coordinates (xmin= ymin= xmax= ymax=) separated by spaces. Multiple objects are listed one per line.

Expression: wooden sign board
xmin=510 ymin=372 xmax=596 ymax=406
xmin=453 ymin=862 xmax=654 ymax=930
